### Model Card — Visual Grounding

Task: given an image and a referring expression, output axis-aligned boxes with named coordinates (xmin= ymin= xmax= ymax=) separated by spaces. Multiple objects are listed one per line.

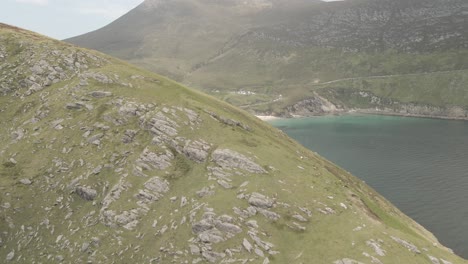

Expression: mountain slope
xmin=67 ymin=0 xmax=468 ymax=118
xmin=1 ymin=24 xmax=466 ymax=263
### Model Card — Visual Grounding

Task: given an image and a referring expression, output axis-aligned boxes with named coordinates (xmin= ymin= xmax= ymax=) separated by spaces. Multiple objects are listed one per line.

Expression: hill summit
xmin=1 ymin=23 xmax=466 ymax=263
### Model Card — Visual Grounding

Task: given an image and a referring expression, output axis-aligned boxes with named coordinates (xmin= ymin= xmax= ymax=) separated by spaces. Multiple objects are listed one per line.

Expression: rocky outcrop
xmin=391 ymin=236 xmax=421 ymax=254
xmin=212 ymin=149 xmax=266 ymax=174
xmin=280 ymin=90 xmax=468 ymax=121
xmin=182 ymin=140 xmax=211 ymax=163
xmin=75 ymin=186 xmax=97 ymax=201
xmin=136 ymin=147 xmax=174 ymax=171
xmin=248 ymin=192 xmax=274 ymax=209
xmin=285 ymin=94 xmax=343 ymax=117
xmin=206 ymin=111 xmax=252 ymax=131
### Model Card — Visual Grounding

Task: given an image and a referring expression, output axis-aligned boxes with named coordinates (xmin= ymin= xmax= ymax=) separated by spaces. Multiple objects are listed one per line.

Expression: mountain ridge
xmin=67 ymin=0 xmax=468 ymax=119
xmin=2 ymin=23 xmax=467 ymax=263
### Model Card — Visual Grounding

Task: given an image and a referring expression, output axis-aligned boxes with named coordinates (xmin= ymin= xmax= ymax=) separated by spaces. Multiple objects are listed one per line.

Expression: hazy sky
xmin=0 ymin=0 xmax=144 ymax=40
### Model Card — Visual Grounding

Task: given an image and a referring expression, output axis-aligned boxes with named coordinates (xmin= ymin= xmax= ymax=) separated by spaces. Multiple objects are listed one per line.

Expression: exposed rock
xmin=249 ymin=232 xmax=274 ymax=251
xmin=81 ymin=242 xmax=90 ymax=252
xmin=190 ymin=244 xmax=200 ymax=255
xmin=215 ymin=222 xmax=242 ymax=234
xmin=255 ymin=248 xmax=265 ymax=257
xmin=362 ymin=252 xmax=383 ymax=264
xmin=137 ymin=147 xmax=173 ymax=171
xmin=180 ymin=196 xmax=188 ymax=207
xmin=6 ymin=251 xmax=14 ymax=261
xmin=428 ymin=256 xmax=441 ymax=264
xmin=248 ymin=192 xmax=274 ymax=209
xmin=366 ymin=239 xmax=386 ymax=257
xmin=212 ymin=149 xmax=266 ymax=174
xmin=206 ymin=111 xmax=252 ymax=131
xmin=119 ymin=102 xmax=139 ymax=116
xmin=75 ymin=186 xmax=97 ymax=201
xmin=391 ymin=236 xmax=421 ymax=254
xmin=82 ymin=72 xmax=113 ymax=84
xmin=142 ymin=111 xmax=179 ymax=137
xmin=292 ymin=214 xmax=308 ymax=222
xmin=92 ymin=165 xmax=103 ymax=175
xmin=87 ymin=133 xmax=104 ymax=145
xmin=286 ymin=95 xmax=341 ymax=117
xmin=113 ymin=209 xmax=142 ymax=229
xmin=218 ymin=215 xmax=234 ymax=223
xmin=218 ymin=179 xmax=233 ymax=189
xmin=25 ymin=83 xmax=44 ymax=96
xmin=122 ymin=129 xmax=138 ymax=143
xmin=202 ymin=251 xmax=226 ymax=263
xmin=19 ymin=178 xmax=32 ymax=185
xmin=198 ymin=229 xmax=225 ymax=244
xmin=243 ymin=238 xmax=253 ymax=253
xmin=144 ymin=177 xmax=170 ymax=196
xmin=196 ymin=187 xmax=214 ymax=198
xmin=182 ymin=140 xmax=211 ymax=163
xmin=89 ymin=91 xmax=112 ymax=98
xmin=208 ymin=166 xmax=232 ymax=179
xmin=65 ymin=103 xmax=84 ymax=110
xmin=11 ymin=129 xmax=25 ymax=141
xmin=192 ymin=219 xmax=214 ymax=234
xmin=288 ymin=222 xmax=306 ymax=231
xmin=246 ymin=220 xmax=259 ymax=229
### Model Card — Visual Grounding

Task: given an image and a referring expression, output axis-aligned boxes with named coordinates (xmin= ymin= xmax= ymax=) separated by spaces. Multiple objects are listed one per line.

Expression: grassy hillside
xmin=1 ymin=24 xmax=466 ymax=263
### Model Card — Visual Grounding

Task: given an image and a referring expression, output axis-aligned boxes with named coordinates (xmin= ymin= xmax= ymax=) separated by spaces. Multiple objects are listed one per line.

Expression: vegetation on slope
xmin=1 ymin=24 xmax=466 ymax=263
xmin=67 ymin=0 xmax=468 ymax=118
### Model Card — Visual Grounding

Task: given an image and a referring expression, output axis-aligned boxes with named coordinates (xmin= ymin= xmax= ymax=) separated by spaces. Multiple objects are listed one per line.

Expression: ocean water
xmin=270 ymin=115 xmax=468 ymax=258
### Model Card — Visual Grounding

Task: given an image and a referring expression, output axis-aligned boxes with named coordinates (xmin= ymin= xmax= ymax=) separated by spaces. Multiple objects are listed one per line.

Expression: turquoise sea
xmin=270 ymin=115 xmax=468 ymax=258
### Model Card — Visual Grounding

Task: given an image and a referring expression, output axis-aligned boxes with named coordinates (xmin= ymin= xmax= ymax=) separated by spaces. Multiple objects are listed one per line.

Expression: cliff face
xmin=2 ymin=24 xmax=467 ymax=263
xmin=253 ymin=0 xmax=467 ymax=52
xmin=66 ymin=0 xmax=468 ymax=119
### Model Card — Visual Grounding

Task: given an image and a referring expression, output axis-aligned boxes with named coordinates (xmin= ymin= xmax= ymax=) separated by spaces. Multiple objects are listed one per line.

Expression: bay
xmin=270 ymin=114 xmax=468 ymax=258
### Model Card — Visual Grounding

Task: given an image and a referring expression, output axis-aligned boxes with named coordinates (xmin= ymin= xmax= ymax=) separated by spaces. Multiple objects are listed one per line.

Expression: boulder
xmin=89 ymin=91 xmax=112 ymax=98
xmin=243 ymin=238 xmax=253 ymax=253
xmin=6 ymin=251 xmax=14 ymax=261
xmin=215 ymin=222 xmax=242 ymax=234
xmin=192 ymin=219 xmax=214 ymax=234
xmin=144 ymin=177 xmax=170 ymax=195
xmin=189 ymin=244 xmax=200 ymax=255
xmin=75 ymin=186 xmax=97 ymax=201
xmin=248 ymin=193 xmax=274 ymax=209
xmin=293 ymin=213 xmax=308 ymax=222
xmin=19 ymin=179 xmax=32 ymax=185
xmin=65 ymin=103 xmax=83 ymax=110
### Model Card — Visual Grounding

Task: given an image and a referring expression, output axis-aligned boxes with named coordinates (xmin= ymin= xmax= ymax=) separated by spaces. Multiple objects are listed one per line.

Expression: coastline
xmin=255 ymin=115 xmax=281 ymax=121
xmin=256 ymin=109 xmax=468 ymax=122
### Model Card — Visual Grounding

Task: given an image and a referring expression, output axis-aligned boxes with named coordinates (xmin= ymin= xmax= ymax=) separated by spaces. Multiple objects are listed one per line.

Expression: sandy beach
xmin=255 ymin=115 xmax=280 ymax=121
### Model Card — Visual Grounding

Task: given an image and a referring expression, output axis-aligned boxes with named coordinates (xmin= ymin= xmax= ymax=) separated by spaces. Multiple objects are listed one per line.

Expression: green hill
xmin=1 ymin=23 xmax=466 ymax=263
xmin=67 ymin=0 xmax=468 ymax=119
